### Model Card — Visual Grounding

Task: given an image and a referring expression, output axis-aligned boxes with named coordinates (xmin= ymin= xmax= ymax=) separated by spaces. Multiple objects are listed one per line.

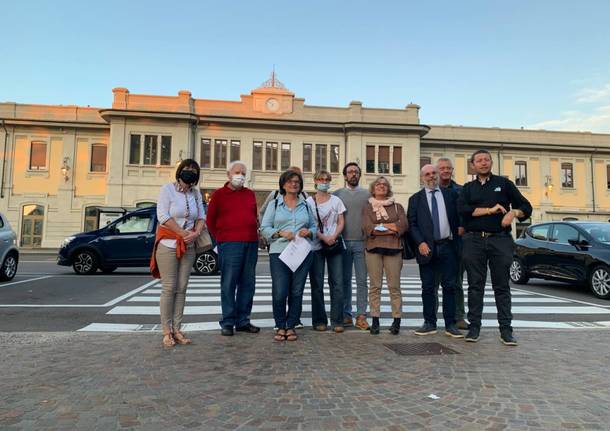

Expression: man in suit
xmin=407 ymin=164 xmax=464 ymax=338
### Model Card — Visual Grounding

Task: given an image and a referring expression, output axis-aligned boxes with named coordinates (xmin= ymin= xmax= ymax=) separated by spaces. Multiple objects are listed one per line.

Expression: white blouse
xmin=156 ymin=183 xmax=206 ymax=249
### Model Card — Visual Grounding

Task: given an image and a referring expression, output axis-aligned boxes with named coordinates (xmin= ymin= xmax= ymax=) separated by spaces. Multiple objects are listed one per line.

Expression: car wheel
xmin=193 ymin=252 xmax=218 ymax=275
xmin=588 ymin=265 xmax=610 ymax=299
xmin=0 ymin=252 xmax=18 ymax=281
xmin=509 ymin=258 xmax=529 ymax=284
xmin=72 ymin=250 xmax=99 ymax=275
xmin=101 ymin=266 xmax=117 ymax=274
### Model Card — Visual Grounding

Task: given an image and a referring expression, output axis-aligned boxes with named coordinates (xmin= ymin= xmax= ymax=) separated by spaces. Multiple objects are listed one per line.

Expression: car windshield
xmin=578 ymin=223 xmax=610 ymax=243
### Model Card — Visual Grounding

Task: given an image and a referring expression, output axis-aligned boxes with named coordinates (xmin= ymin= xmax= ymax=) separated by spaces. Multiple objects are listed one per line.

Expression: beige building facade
xmin=2 ymin=76 xmax=610 ymax=248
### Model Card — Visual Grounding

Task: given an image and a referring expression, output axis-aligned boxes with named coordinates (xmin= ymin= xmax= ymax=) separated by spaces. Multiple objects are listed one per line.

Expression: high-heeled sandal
xmin=173 ymin=331 xmax=192 ymax=345
xmin=162 ymin=333 xmax=176 ymax=348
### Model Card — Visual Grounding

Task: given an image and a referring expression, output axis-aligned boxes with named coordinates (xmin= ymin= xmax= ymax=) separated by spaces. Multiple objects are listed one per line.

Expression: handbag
xmin=193 ymin=190 xmax=213 ymax=254
xmin=401 ymin=234 xmax=416 ymax=260
xmin=313 ymin=196 xmax=345 ymax=256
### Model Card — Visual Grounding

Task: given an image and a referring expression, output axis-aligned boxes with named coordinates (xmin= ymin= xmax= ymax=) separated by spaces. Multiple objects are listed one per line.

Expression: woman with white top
xmin=152 ymin=159 xmax=206 ymax=348
xmin=307 ymin=170 xmax=346 ymax=333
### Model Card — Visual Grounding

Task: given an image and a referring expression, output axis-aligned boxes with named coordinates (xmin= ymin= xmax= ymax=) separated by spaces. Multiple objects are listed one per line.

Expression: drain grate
xmin=383 ymin=342 xmax=461 ymax=356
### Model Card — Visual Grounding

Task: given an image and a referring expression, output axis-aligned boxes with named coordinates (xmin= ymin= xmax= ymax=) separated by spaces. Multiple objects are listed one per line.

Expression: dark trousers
xmin=462 ymin=232 xmax=514 ymax=330
xmin=433 ymin=250 xmax=466 ymax=321
xmin=218 ymin=242 xmax=258 ymax=328
xmin=270 ymin=252 xmax=313 ymax=329
xmin=309 ymin=250 xmax=344 ymax=327
xmin=419 ymin=242 xmax=457 ymax=327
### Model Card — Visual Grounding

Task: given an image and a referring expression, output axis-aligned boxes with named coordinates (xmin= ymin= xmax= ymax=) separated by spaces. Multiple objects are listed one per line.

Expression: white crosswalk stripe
xmin=78 ymin=275 xmax=610 ymax=332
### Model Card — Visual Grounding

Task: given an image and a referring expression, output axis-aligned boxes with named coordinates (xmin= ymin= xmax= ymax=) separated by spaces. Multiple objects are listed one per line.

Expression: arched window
xmin=21 ymin=204 xmax=44 ymax=247
xmin=84 ymin=206 xmax=100 ymax=232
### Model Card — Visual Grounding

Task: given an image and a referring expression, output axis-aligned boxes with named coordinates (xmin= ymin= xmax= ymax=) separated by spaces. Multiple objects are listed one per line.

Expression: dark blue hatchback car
xmin=57 ymin=206 xmax=218 ymax=275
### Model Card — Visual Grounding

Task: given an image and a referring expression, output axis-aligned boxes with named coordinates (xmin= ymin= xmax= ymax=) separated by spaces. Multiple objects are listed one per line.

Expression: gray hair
xmin=227 ymin=160 xmax=247 ymax=173
xmin=436 ymin=157 xmax=454 ymax=167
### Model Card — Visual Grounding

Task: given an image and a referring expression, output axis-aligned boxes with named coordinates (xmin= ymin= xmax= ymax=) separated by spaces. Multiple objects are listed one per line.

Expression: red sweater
xmin=206 ymin=183 xmax=259 ymax=243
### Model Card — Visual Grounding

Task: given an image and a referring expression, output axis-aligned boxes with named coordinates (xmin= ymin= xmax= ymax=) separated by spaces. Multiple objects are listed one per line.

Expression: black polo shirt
xmin=457 ymin=174 xmax=532 ymax=233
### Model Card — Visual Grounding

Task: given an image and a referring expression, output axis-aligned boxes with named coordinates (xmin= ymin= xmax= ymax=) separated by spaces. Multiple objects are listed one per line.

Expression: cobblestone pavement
xmin=1 ymin=329 xmax=609 ymax=431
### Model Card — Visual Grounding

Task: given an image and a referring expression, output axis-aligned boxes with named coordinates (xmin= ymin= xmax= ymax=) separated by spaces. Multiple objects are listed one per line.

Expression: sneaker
xmin=444 ymin=326 xmax=464 ymax=338
xmin=343 ymin=317 xmax=354 ymax=327
xmin=333 ymin=326 xmax=345 ymax=333
xmin=313 ymin=324 xmax=327 ymax=332
xmin=456 ymin=319 xmax=469 ymax=330
xmin=355 ymin=315 xmax=370 ymax=331
xmin=295 ymin=321 xmax=304 ymax=329
xmin=465 ymin=327 xmax=480 ymax=343
xmin=500 ymin=330 xmax=518 ymax=346
xmin=414 ymin=322 xmax=437 ymax=336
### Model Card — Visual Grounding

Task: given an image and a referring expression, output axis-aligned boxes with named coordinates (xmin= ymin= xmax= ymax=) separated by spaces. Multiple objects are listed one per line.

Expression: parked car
xmin=0 ymin=212 xmax=19 ymax=281
xmin=57 ymin=206 xmax=218 ymax=276
xmin=510 ymin=221 xmax=610 ymax=299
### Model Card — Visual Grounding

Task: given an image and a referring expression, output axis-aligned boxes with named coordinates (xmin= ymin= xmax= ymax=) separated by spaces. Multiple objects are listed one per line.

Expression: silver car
xmin=0 ymin=212 xmax=19 ymax=281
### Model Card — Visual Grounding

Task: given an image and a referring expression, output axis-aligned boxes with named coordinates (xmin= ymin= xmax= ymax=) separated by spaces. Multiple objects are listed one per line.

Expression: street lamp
xmin=544 ymin=175 xmax=553 ymax=197
xmin=60 ymin=157 xmax=71 ymax=182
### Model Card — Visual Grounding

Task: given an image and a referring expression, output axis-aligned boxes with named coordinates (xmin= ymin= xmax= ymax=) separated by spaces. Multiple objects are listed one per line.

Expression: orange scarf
xmin=149 ymin=225 xmax=187 ymax=279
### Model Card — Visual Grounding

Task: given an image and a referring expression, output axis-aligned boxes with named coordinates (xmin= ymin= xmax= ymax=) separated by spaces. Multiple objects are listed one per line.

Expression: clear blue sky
xmin=2 ymin=0 xmax=610 ymax=132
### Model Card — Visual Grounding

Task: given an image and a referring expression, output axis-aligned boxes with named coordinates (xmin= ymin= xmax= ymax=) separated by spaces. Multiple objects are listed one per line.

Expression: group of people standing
xmin=151 ymin=148 xmax=532 ymax=348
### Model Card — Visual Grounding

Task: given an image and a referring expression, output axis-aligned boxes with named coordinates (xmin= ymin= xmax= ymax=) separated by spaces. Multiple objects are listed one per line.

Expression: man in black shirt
xmin=458 ymin=149 xmax=532 ymax=346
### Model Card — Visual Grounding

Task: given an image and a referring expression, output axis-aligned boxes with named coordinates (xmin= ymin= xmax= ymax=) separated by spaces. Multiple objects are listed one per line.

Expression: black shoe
xmin=220 ymin=326 xmax=234 ymax=336
xmin=235 ymin=323 xmax=260 ymax=334
xmin=444 ymin=326 xmax=464 ymax=338
xmin=388 ymin=318 xmax=401 ymax=335
xmin=465 ymin=326 xmax=480 ymax=342
xmin=370 ymin=317 xmax=380 ymax=335
xmin=414 ymin=322 xmax=437 ymax=336
xmin=500 ymin=330 xmax=518 ymax=346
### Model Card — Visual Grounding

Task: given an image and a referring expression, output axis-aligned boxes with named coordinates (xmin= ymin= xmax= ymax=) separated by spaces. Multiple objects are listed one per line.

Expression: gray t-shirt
xmin=333 ymin=186 xmax=370 ymax=240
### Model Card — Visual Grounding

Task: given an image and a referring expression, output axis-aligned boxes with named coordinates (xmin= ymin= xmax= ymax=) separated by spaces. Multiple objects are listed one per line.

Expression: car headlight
xmin=61 ymin=236 xmax=76 ymax=248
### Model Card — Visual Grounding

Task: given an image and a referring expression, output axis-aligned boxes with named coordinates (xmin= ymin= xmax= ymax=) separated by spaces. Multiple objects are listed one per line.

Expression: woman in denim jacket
xmin=261 ymin=170 xmax=317 ymax=341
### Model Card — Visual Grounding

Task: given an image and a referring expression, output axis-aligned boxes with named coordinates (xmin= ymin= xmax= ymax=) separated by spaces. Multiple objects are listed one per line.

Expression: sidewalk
xmin=1 ymin=329 xmax=609 ymax=430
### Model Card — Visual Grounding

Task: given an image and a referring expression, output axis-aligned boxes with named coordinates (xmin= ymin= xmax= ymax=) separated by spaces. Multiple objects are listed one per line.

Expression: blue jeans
xmin=419 ymin=242 xmax=457 ymax=327
xmin=218 ymin=241 xmax=258 ymax=328
xmin=270 ymin=252 xmax=313 ymax=329
xmin=342 ymin=240 xmax=368 ymax=318
xmin=309 ymin=250 xmax=344 ymax=327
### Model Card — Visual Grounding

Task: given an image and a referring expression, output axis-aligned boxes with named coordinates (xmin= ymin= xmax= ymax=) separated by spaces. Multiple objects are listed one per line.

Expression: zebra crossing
xmin=78 ymin=275 xmax=610 ymax=332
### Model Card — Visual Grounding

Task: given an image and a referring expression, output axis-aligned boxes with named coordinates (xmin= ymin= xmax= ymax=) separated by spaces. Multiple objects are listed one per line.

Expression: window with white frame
xmin=561 ymin=162 xmax=574 ymax=188
xmin=29 ymin=141 xmax=47 ymax=170
xmin=129 ymin=134 xmax=172 ymax=166
xmin=515 ymin=161 xmax=528 ymax=186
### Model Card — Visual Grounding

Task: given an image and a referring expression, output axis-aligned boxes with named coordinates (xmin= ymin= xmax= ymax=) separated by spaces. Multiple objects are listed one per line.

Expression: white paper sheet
xmin=279 ymin=235 xmax=312 ymax=272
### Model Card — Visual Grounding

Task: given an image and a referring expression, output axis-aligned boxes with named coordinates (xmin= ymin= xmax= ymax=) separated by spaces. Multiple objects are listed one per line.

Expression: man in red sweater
xmin=206 ymin=161 xmax=260 ymax=336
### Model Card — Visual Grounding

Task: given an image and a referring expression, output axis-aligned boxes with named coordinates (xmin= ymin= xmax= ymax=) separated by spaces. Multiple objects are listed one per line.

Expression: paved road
xmin=1 ymin=253 xmax=609 ymax=332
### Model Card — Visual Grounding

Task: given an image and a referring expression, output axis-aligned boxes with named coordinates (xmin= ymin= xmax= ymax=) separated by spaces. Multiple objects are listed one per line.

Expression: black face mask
xmin=179 ymin=170 xmax=197 ymax=185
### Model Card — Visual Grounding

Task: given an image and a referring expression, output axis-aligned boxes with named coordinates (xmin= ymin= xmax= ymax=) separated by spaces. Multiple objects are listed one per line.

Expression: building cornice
xmin=198 ymin=115 xmax=430 ymax=136
xmin=422 ymin=138 xmax=610 ymax=154
xmin=0 ymin=118 xmax=109 ymax=130
xmin=99 ymin=109 xmax=199 ymax=123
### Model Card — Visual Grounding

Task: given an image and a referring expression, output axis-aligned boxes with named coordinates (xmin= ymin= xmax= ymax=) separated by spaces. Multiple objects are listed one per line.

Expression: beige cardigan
xmin=362 ymin=202 xmax=408 ymax=251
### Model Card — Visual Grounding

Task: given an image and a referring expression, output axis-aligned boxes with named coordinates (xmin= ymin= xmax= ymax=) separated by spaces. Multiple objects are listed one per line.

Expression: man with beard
xmin=334 ymin=162 xmax=371 ymax=330
xmin=408 ymin=164 xmax=463 ymax=338
xmin=458 ymin=149 xmax=532 ymax=346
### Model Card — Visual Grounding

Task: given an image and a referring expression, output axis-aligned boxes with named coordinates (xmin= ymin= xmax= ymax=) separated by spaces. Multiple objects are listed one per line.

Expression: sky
xmin=2 ymin=0 xmax=610 ymax=133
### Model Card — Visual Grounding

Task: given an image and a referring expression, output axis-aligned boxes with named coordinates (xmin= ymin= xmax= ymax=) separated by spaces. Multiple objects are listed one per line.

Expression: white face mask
xmin=230 ymin=174 xmax=246 ymax=187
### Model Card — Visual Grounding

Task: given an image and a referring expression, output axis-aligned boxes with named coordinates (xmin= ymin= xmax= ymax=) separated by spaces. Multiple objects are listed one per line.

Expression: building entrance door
xmin=21 ymin=204 xmax=44 ymax=247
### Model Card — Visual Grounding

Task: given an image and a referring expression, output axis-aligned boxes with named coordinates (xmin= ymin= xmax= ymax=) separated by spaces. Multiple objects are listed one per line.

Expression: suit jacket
xmin=407 ymin=187 xmax=461 ymax=265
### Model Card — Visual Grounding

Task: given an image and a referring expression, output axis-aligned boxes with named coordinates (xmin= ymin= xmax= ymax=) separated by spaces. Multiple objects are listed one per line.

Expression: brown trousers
xmin=156 ymin=243 xmax=196 ymax=332
xmin=365 ymin=251 xmax=403 ymax=318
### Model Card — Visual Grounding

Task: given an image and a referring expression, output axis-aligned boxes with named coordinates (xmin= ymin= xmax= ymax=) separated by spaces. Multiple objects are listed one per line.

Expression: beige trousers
xmin=156 ymin=243 xmax=196 ymax=332
xmin=365 ymin=251 xmax=403 ymax=318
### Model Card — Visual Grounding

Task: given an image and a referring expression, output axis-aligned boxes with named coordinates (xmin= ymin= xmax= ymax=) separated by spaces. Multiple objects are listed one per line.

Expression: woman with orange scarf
xmin=151 ymin=159 xmax=206 ymax=348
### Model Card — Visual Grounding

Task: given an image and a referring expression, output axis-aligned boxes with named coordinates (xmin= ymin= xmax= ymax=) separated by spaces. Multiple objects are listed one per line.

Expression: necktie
xmin=430 ymin=190 xmax=441 ymax=240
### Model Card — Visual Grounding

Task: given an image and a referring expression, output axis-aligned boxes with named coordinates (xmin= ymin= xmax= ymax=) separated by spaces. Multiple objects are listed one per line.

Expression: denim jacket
xmin=261 ymin=194 xmax=317 ymax=254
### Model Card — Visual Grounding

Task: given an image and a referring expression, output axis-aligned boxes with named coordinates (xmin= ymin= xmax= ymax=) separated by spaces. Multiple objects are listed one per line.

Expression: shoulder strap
xmin=313 ymin=196 xmax=324 ymax=233
xmin=274 ymin=190 xmax=279 ymax=210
